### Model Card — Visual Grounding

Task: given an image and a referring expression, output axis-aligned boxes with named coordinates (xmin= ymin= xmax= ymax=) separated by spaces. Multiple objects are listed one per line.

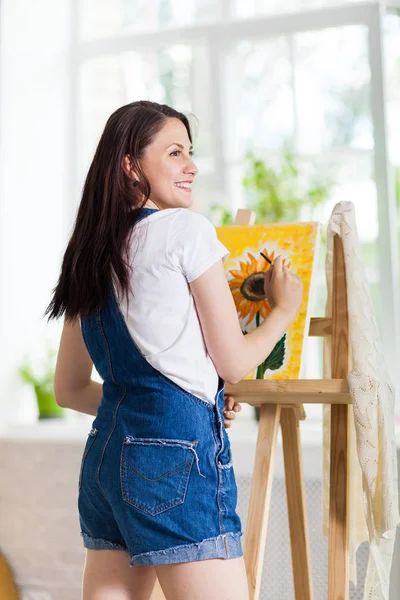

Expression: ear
xmin=121 ymin=155 xmax=137 ymax=180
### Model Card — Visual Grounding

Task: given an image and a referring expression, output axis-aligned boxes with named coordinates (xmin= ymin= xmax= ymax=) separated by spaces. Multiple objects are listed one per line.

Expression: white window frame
xmin=70 ymin=1 xmax=399 ymax=404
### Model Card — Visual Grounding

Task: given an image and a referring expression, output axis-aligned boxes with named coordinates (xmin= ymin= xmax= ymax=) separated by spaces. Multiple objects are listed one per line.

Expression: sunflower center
xmin=240 ymin=272 xmax=267 ymax=302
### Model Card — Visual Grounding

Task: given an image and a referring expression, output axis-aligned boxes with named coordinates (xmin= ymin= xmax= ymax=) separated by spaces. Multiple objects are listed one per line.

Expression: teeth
xmin=174 ymin=182 xmax=191 ymax=189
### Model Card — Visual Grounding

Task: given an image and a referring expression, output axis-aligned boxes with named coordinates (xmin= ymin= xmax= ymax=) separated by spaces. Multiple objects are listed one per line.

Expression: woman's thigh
xmin=155 ymin=556 xmax=249 ymax=600
xmin=82 ymin=549 xmax=157 ymax=600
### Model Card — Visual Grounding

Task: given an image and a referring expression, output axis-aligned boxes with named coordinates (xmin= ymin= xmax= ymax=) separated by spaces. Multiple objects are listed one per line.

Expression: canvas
xmin=216 ymin=222 xmax=321 ymax=380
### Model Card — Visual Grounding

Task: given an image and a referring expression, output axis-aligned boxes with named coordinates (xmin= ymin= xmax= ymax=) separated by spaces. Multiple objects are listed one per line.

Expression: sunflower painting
xmin=216 ymin=222 xmax=320 ymax=380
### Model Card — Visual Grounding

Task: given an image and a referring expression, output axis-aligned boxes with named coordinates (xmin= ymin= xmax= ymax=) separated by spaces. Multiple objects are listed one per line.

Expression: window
xmin=232 ymin=0 xmax=369 ymax=19
xmin=75 ymin=1 xmax=399 ymax=419
xmin=79 ymin=0 xmax=221 ymax=40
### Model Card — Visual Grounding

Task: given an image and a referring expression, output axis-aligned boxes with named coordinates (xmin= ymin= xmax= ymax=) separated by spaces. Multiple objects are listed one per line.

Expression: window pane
xmin=294 ymin=26 xmax=372 ymax=153
xmin=311 ymin=153 xmax=379 ymax=315
xmin=233 ymin=0 xmax=371 ymax=19
xmin=80 ymin=0 xmax=221 ymax=40
xmin=78 ymin=45 xmax=212 ymax=186
xmin=223 ymin=37 xmax=294 ymax=162
xmin=384 ymin=14 xmax=400 ymax=164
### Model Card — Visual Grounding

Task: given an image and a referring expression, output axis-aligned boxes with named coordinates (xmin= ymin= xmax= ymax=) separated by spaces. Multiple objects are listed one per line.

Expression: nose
xmin=185 ymin=155 xmax=199 ymax=177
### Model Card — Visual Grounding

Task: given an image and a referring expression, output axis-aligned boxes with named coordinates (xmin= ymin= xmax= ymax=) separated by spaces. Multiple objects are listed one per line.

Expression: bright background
xmin=2 ymin=0 xmax=400 ymax=426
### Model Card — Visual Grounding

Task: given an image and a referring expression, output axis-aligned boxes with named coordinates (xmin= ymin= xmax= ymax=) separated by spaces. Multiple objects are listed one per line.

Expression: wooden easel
xmin=151 ymin=208 xmax=352 ymax=600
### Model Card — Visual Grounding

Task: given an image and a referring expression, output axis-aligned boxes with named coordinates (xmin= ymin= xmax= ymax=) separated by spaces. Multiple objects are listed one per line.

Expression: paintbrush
xmin=260 ymin=251 xmax=272 ymax=265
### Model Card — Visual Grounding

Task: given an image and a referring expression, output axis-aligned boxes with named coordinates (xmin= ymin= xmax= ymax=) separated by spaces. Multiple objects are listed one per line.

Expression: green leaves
xmin=18 ymin=364 xmax=38 ymax=386
xmin=18 ymin=347 xmax=57 ymax=389
xmin=209 ymin=203 xmax=234 ymax=225
xmin=242 ymin=149 xmax=333 ymax=224
xmin=209 ymin=145 xmax=333 ymax=227
xmin=255 ymin=333 xmax=287 ymax=379
xmin=262 ymin=333 xmax=287 ymax=372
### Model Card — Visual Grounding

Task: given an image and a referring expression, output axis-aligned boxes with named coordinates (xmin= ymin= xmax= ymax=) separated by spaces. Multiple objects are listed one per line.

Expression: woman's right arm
xmin=54 ymin=317 xmax=102 ymax=415
xmin=189 ymin=255 xmax=303 ymax=384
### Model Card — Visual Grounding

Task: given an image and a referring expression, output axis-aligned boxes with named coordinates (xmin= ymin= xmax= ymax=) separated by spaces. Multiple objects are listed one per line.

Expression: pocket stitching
xmin=124 ymin=437 xmax=198 ymax=449
xmin=124 ymin=458 xmax=190 ymax=481
xmin=120 ymin=438 xmax=196 ymax=516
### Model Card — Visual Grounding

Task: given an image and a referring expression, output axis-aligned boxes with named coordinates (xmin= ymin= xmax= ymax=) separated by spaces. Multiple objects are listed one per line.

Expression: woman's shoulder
xmin=172 ymin=207 xmax=215 ymax=233
xmin=135 ymin=207 xmax=210 ymax=231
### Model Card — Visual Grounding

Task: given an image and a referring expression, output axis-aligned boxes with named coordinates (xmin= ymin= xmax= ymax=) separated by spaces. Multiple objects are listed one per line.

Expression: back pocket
xmin=120 ymin=437 xmax=197 ymax=516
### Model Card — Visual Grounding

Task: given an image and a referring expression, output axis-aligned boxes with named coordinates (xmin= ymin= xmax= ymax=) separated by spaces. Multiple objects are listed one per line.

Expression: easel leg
xmin=244 ymin=403 xmax=281 ymax=600
xmin=281 ymin=407 xmax=314 ymax=600
xmin=328 ymin=404 xmax=350 ymax=600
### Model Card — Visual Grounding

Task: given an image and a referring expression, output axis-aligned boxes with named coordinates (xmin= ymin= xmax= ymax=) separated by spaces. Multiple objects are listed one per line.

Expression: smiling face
xmin=138 ymin=117 xmax=199 ymax=210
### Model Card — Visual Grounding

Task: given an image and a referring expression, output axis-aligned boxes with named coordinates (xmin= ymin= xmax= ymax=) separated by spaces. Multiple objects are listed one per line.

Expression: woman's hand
xmin=264 ymin=255 xmax=303 ymax=321
xmin=223 ymin=394 xmax=241 ymax=428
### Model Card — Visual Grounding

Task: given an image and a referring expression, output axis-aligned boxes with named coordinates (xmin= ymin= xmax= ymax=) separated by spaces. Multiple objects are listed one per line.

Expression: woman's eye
xmin=170 ymin=150 xmax=194 ymax=157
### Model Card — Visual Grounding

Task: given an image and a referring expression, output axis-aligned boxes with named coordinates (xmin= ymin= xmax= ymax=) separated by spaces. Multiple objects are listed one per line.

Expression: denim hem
xmin=128 ymin=531 xmax=244 ymax=566
xmin=81 ymin=531 xmax=128 ymax=552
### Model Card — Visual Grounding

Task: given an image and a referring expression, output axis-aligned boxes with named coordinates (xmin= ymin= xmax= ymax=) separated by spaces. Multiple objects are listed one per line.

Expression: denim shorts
xmin=78 ymin=285 xmax=244 ymax=566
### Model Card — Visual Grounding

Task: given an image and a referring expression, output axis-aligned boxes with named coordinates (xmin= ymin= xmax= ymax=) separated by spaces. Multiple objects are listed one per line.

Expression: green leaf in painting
xmin=262 ymin=333 xmax=286 ymax=372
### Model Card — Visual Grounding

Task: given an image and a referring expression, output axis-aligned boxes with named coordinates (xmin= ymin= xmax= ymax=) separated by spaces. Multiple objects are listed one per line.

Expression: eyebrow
xmin=167 ymin=142 xmax=193 ymax=151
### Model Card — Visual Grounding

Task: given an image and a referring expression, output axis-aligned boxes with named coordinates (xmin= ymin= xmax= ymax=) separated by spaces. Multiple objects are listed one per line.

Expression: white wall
xmin=0 ymin=0 xmax=71 ymax=428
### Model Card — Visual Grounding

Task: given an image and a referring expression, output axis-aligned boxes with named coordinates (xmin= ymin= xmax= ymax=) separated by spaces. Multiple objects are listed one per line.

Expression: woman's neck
xmin=143 ymin=199 xmax=160 ymax=210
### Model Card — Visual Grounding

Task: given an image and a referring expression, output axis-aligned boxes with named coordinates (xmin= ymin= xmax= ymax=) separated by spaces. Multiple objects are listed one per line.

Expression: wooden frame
xmin=151 ymin=208 xmax=351 ymax=599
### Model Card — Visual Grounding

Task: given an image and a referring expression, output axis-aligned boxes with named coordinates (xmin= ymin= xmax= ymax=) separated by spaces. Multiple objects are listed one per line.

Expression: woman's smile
xmin=174 ymin=181 xmax=193 ymax=192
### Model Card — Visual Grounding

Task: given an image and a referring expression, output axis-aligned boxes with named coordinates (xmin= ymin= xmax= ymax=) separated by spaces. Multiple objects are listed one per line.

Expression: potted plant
xmin=18 ymin=346 xmax=65 ymax=419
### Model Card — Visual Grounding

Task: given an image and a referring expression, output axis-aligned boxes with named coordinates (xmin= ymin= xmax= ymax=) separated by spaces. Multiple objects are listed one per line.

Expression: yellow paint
xmin=217 ymin=222 xmax=320 ymax=380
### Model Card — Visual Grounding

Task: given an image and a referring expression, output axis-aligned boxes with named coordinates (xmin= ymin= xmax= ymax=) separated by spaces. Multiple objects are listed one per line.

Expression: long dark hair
xmin=44 ymin=100 xmax=193 ymax=323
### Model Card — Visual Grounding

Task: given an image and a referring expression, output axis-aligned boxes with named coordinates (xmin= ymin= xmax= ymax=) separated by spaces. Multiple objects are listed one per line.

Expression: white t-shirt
xmin=114 ymin=207 xmax=230 ymax=405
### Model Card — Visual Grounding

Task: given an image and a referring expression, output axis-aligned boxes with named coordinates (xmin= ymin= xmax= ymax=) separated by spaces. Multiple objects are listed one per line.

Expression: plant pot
xmin=34 ymin=385 xmax=65 ymax=419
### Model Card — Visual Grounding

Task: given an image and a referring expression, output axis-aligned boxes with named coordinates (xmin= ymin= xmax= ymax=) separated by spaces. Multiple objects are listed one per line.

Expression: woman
xmin=45 ymin=100 xmax=302 ymax=600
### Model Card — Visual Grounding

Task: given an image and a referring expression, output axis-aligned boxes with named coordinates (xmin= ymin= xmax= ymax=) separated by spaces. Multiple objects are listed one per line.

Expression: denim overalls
xmin=78 ymin=208 xmax=243 ymax=566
